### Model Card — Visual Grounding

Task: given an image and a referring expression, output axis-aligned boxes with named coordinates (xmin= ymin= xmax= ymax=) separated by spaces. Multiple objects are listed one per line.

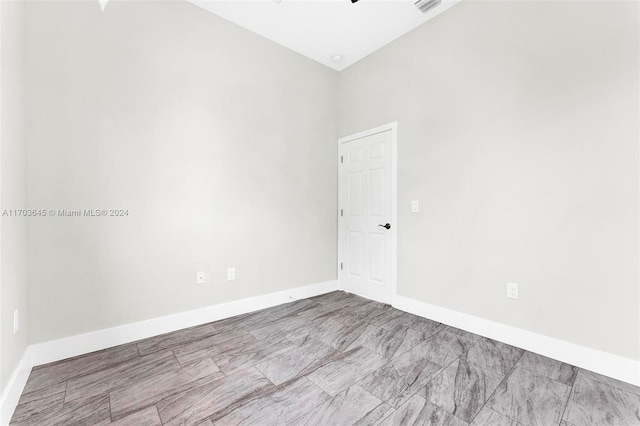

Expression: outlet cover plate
xmin=13 ymin=309 xmax=19 ymax=334
xmin=507 ymin=282 xmax=519 ymax=300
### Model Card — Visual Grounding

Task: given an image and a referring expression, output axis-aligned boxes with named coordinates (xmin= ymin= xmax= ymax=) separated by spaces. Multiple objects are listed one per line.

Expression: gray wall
xmin=339 ymin=0 xmax=639 ymax=360
xmin=1 ymin=0 xmax=29 ymax=393
xmin=26 ymin=0 xmax=338 ymax=343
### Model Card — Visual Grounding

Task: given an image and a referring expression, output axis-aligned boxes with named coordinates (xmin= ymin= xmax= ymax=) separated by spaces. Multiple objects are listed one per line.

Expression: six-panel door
xmin=340 ymin=129 xmax=392 ymax=303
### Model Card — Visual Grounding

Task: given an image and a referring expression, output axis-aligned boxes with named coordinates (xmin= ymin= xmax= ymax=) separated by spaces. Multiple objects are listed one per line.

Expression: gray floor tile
xmin=108 ymin=406 xmax=162 ymax=426
xmin=377 ymin=394 xmax=468 ymax=426
xmin=23 ymin=343 xmax=140 ymax=394
xmin=296 ymin=302 xmax=347 ymax=321
xmin=517 ymin=351 xmax=578 ymax=386
xmin=284 ymin=318 xmax=346 ymax=346
xmin=156 ymin=366 xmax=273 ymax=425
xmin=248 ymin=314 xmax=311 ymax=341
xmin=368 ymin=309 xmax=410 ymax=329
xmin=65 ymin=350 xmax=179 ymax=402
xmin=563 ymin=374 xmax=640 ymax=426
xmin=470 ymin=407 xmax=523 ymax=425
xmin=578 ymin=368 xmax=640 ymax=397
xmin=213 ymin=377 xmax=330 ymax=425
xmin=411 ymin=329 xmax=477 ymax=366
xmin=353 ymin=403 xmax=396 ymax=426
xmin=308 ymin=291 xmax=357 ymax=305
xmin=211 ymin=309 xmax=276 ymax=333
xmin=437 ymin=325 xmax=483 ymax=343
xmin=255 ymin=337 xmax=337 ymax=385
xmin=10 ymin=383 xmax=66 ymax=424
xmin=317 ymin=321 xmax=379 ymax=352
xmin=110 ymin=358 xmax=223 ymax=421
xmin=173 ymin=329 xmax=256 ymax=366
xmin=466 ymin=338 xmax=524 ymax=375
xmin=265 ymin=299 xmax=321 ymax=319
xmin=293 ymin=385 xmax=389 ymax=425
xmin=11 ymin=395 xmax=110 ymax=426
xmin=307 ymin=346 xmax=387 ymax=396
xmin=359 ymin=351 xmax=444 ymax=408
xmin=329 ymin=301 xmax=392 ymax=325
xmin=11 ymin=292 xmax=640 ymax=426
xmin=363 ymin=324 xmax=430 ymax=359
xmin=211 ymin=335 xmax=295 ymax=375
xmin=377 ymin=312 xmax=441 ymax=336
xmin=487 ymin=366 xmax=571 ymax=426
xmin=422 ymin=353 xmax=504 ymax=423
xmin=136 ymin=323 xmax=218 ymax=356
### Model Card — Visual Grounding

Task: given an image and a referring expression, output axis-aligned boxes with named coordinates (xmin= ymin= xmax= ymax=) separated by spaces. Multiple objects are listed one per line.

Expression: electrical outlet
xmin=227 ymin=267 xmax=236 ymax=281
xmin=507 ymin=283 xmax=519 ymax=300
xmin=13 ymin=309 xmax=19 ymax=334
xmin=411 ymin=200 xmax=419 ymax=213
xmin=196 ymin=271 xmax=205 ymax=284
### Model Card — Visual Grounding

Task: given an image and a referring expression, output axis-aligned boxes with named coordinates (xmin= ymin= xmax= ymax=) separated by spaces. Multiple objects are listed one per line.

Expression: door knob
xmin=378 ymin=223 xmax=391 ymax=230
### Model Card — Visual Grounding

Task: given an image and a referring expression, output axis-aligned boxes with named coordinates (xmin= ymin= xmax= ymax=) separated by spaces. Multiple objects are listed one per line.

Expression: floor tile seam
xmin=106 ymin=393 xmax=113 ymax=424
xmin=477 ymin=406 xmax=527 ymax=426
xmin=252 ymin=363 xmax=279 ymax=387
xmin=466 ymin=349 xmax=525 ymax=425
xmin=170 ymin=350 xmax=183 ymax=369
xmin=170 ymin=330 xmax=257 ymax=361
xmin=211 ymin=370 xmax=327 ymax=424
xmin=62 ymin=380 xmax=70 ymax=404
xmin=558 ymin=372 xmax=577 ymax=425
xmin=576 ymin=370 xmax=640 ymax=397
xmin=136 ymin=341 xmax=144 ymax=358
xmin=136 ymin=329 xmax=225 ymax=358
xmin=463 ymin=357 xmax=529 ymax=378
xmin=13 ymin=386 xmax=67 ymax=415
xmin=152 ymin=404 xmax=162 ymax=425
xmin=280 ymin=383 xmax=336 ymax=425
xmin=297 ymin=383 xmax=390 ymax=426
xmin=35 ymin=357 xmax=142 ymax=401
xmin=110 ymin=365 xmax=228 ymax=422
xmin=357 ymin=348 xmax=460 ymax=411
xmin=63 ymin=350 xmax=183 ymax=404
xmin=9 ymin=393 xmax=65 ymax=425
xmin=514 ymin=363 xmax=577 ymax=387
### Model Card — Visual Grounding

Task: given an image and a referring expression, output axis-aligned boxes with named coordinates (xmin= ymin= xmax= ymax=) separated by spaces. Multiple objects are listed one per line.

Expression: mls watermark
xmin=2 ymin=209 xmax=129 ymax=217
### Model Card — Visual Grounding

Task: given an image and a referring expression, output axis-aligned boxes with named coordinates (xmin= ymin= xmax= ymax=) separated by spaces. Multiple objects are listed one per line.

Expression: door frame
xmin=337 ymin=121 xmax=398 ymax=305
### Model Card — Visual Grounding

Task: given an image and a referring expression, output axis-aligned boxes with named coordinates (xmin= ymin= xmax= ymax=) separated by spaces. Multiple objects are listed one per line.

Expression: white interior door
xmin=338 ymin=124 xmax=396 ymax=304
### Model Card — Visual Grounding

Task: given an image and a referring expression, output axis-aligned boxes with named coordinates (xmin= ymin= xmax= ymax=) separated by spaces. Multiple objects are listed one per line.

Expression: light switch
xmin=411 ymin=200 xmax=419 ymax=213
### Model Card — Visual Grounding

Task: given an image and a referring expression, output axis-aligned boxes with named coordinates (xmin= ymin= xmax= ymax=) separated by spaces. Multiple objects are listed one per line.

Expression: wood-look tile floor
xmin=11 ymin=291 xmax=640 ymax=425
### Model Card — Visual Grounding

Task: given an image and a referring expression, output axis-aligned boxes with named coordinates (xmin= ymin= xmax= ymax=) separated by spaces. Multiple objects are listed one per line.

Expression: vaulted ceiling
xmin=188 ymin=0 xmax=461 ymax=71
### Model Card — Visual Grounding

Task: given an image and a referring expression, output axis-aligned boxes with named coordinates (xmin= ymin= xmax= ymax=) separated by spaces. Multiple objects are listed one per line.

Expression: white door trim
xmin=337 ymin=122 xmax=398 ymax=304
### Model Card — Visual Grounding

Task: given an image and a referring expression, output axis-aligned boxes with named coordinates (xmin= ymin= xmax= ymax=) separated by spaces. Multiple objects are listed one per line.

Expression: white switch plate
xmin=227 ymin=267 xmax=236 ymax=281
xmin=13 ymin=309 xmax=19 ymax=334
xmin=507 ymin=283 xmax=519 ymax=299
xmin=196 ymin=271 xmax=205 ymax=284
xmin=411 ymin=200 xmax=419 ymax=213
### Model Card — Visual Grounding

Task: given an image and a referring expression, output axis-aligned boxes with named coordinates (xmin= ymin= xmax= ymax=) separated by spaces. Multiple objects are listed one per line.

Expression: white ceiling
xmin=187 ymin=0 xmax=461 ymax=71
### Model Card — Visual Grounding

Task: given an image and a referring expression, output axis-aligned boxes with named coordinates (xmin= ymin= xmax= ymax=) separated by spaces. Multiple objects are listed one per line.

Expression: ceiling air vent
xmin=414 ymin=0 xmax=441 ymax=14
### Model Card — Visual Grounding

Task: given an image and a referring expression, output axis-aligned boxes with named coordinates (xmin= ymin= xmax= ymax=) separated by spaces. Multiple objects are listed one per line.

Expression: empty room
xmin=0 ymin=0 xmax=639 ymax=424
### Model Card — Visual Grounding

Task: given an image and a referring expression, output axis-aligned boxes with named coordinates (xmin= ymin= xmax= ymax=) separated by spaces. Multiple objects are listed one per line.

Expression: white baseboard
xmin=394 ymin=295 xmax=640 ymax=387
xmin=0 ymin=347 xmax=32 ymax=426
xmin=3 ymin=283 xmax=636 ymax=425
xmin=0 ymin=279 xmax=338 ymax=425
